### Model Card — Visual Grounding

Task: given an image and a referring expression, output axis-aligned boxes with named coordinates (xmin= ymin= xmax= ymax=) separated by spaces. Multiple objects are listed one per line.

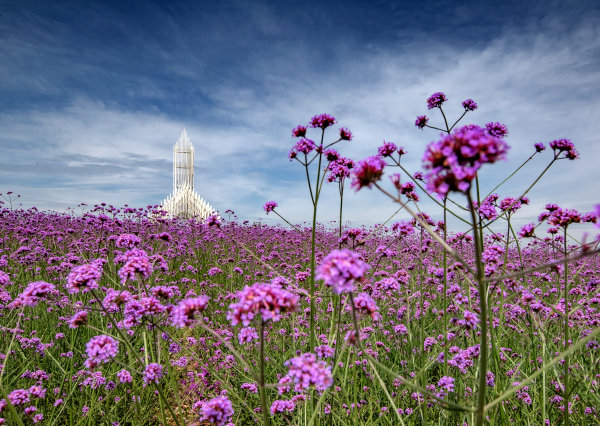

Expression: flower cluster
xmin=462 ymin=99 xmax=478 ymax=111
xmin=549 ymin=138 xmax=579 ymax=160
xmin=118 ymin=249 xmax=153 ymax=284
xmin=66 ymin=259 xmax=104 ymax=294
xmin=142 ymin=363 xmax=164 ymax=386
xmin=263 ymin=201 xmax=278 ymax=214
xmin=327 ymin=157 xmax=354 ymax=183
xmin=309 ymin=113 xmax=336 ymax=129
xmin=9 ymin=281 xmax=56 ymax=308
xmin=350 ymin=156 xmax=386 ymax=190
xmin=115 ymin=233 xmax=141 ymax=249
xmin=317 ymin=249 xmax=370 ymax=294
xmin=422 ymin=125 xmax=509 ymax=197
xmin=200 ymin=396 xmax=234 ymax=426
xmin=289 ymin=138 xmax=317 ymax=160
xmin=284 ymin=352 xmax=333 ymax=391
xmin=352 ymin=292 xmax=380 ymax=320
xmin=227 ymin=282 xmax=299 ymax=326
xmin=171 ymin=296 xmax=210 ymax=328
xmin=84 ymin=335 xmax=119 ymax=369
xmin=427 ymin=92 xmax=447 ymax=109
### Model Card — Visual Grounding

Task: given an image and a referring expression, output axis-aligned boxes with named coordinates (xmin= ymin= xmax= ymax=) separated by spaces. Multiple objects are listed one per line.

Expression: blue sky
xmin=1 ymin=0 xmax=599 ymax=236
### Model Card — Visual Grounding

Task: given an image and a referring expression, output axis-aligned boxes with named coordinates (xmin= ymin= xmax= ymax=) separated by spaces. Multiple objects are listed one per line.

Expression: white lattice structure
xmin=160 ymin=129 xmax=216 ymax=219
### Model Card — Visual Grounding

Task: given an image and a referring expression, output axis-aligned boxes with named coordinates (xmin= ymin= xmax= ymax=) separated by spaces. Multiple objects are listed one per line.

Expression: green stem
xmin=259 ymin=320 xmax=270 ymax=426
xmin=466 ymin=192 xmax=488 ymax=426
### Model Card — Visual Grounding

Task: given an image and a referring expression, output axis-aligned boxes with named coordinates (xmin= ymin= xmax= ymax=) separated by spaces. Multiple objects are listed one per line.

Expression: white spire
xmin=176 ymin=128 xmax=192 ymax=148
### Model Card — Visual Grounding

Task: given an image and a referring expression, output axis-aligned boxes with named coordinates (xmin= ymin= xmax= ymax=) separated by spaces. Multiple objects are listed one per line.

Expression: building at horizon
xmin=160 ymin=129 xmax=216 ymax=219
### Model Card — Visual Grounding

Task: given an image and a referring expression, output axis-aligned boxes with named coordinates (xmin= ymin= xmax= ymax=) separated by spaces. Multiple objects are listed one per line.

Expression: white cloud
xmin=1 ymin=13 xmax=599 ymax=244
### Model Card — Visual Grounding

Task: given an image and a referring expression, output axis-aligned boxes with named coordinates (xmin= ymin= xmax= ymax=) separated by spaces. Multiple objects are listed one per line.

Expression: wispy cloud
xmin=1 ymin=1 xmax=598 ymax=241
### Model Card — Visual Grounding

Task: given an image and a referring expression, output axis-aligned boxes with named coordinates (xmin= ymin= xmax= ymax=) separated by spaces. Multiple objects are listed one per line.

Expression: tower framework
xmin=160 ymin=129 xmax=216 ymax=219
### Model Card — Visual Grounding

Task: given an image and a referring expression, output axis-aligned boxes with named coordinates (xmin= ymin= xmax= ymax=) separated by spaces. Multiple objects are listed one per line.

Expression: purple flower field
xmin=1 ymin=94 xmax=599 ymax=425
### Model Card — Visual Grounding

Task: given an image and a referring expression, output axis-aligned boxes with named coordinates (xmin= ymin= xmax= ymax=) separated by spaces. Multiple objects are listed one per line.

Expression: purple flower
xmin=317 ymin=249 xmax=370 ymax=294
xmin=350 ymin=156 xmax=386 ymax=191
xmin=462 ymin=99 xmax=477 ymax=111
xmin=263 ymin=201 xmax=278 ymax=214
xmin=459 ymin=310 xmax=479 ymax=330
xmin=84 ymin=335 xmax=119 ymax=369
xmin=238 ymin=326 xmax=259 ymax=345
xmin=142 ymin=363 xmax=164 ymax=386
xmin=7 ymin=389 xmax=30 ymax=406
xmin=270 ymin=399 xmax=296 ymax=415
xmin=0 ymin=271 xmax=11 ymax=286
xmin=227 ymin=282 xmax=298 ymax=326
xmin=309 ymin=113 xmax=336 ymax=129
xmin=66 ymin=260 xmax=104 ymax=294
xmin=485 ymin=122 xmax=508 ymax=138
xmin=415 ymin=115 xmax=429 ymax=129
xmin=285 ymin=352 xmax=333 ymax=391
xmin=339 ymin=127 xmax=353 ymax=141
xmin=547 ymin=207 xmax=582 ymax=228
xmin=377 ymin=141 xmax=397 ymax=157
xmin=518 ymin=223 xmax=535 ymax=238
xmin=9 ymin=281 xmax=56 ymax=308
xmin=200 ymin=396 xmax=234 ymax=426
xmin=292 ymin=125 xmax=307 ymax=138
xmin=115 ymin=233 xmax=141 ymax=249
xmin=69 ymin=310 xmax=88 ymax=328
xmin=171 ymin=296 xmax=210 ymax=328
xmin=534 ymin=142 xmax=546 ymax=152
xmin=427 ymin=92 xmax=447 ymax=109
xmin=118 ymin=250 xmax=153 ymax=284
xmin=549 ymin=138 xmax=579 ymax=160
xmin=422 ymin=125 xmax=509 ymax=197
xmin=289 ymin=138 xmax=317 ymax=159
xmin=117 ymin=369 xmax=132 ymax=383
xmin=352 ymin=292 xmax=379 ymax=320
xmin=438 ymin=376 xmax=455 ymax=393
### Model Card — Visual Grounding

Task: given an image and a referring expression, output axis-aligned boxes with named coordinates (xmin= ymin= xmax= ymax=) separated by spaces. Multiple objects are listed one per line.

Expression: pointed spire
xmin=176 ymin=128 xmax=192 ymax=148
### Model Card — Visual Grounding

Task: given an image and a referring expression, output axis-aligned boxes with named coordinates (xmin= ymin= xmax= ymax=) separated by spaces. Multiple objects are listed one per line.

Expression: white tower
xmin=160 ymin=129 xmax=216 ymax=219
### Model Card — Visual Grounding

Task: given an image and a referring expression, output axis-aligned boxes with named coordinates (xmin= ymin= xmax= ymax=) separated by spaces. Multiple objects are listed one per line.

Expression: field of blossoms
xmin=1 ymin=93 xmax=600 ymax=425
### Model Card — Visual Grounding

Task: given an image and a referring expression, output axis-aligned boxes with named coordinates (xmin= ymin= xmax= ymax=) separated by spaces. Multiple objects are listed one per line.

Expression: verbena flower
xmin=115 ymin=233 xmax=141 ymax=249
xmin=534 ymin=142 xmax=546 ymax=152
xmin=84 ymin=335 xmax=119 ymax=369
xmin=171 ymin=296 xmax=210 ymax=328
xmin=118 ymin=250 xmax=153 ymax=284
xmin=339 ymin=127 xmax=353 ymax=140
xmin=518 ymin=223 xmax=535 ymax=238
xmin=352 ymin=292 xmax=380 ymax=320
xmin=227 ymin=282 xmax=298 ymax=326
xmin=317 ymin=249 xmax=369 ymax=294
xmin=292 ymin=125 xmax=307 ymax=138
xmin=427 ymin=92 xmax=447 ymax=109
xmin=270 ymin=399 xmax=296 ymax=415
xmin=238 ymin=326 xmax=259 ymax=344
xmin=350 ymin=156 xmax=386 ymax=191
xmin=263 ymin=201 xmax=278 ymax=214
xmin=142 ymin=363 xmax=164 ymax=386
xmin=66 ymin=260 xmax=104 ymax=294
xmin=69 ymin=310 xmax=88 ymax=328
xmin=415 ymin=115 xmax=429 ymax=129
xmin=200 ymin=395 xmax=234 ymax=426
xmin=309 ymin=113 xmax=336 ymax=129
xmin=9 ymin=281 xmax=56 ymax=308
xmin=549 ymin=138 xmax=579 ymax=160
xmin=462 ymin=99 xmax=477 ymax=111
xmin=422 ymin=125 xmax=509 ymax=197
xmin=485 ymin=122 xmax=508 ymax=138
xmin=284 ymin=352 xmax=333 ymax=391
xmin=377 ymin=141 xmax=397 ymax=157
